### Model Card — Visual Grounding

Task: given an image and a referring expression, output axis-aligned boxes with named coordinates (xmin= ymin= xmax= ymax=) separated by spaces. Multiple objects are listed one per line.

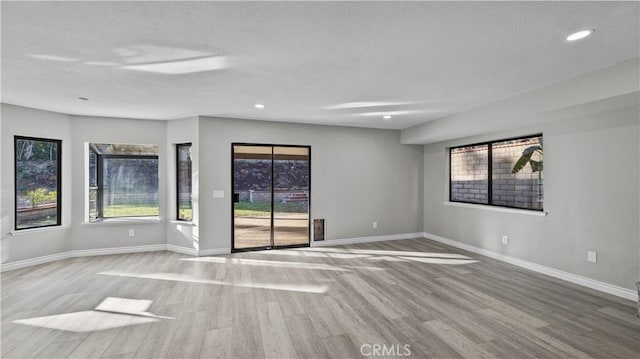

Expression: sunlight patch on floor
xmin=180 ymin=257 xmax=351 ymax=272
xmin=262 ymin=249 xmax=369 ymax=259
xmin=98 ymin=271 xmax=328 ymax=293
xmin=13 ymin=310 xmax=157 ymax=333
xmin=13 ymin=297 xmax=170 ymax=333
xmin=300 ymin=247 xmax=473 ymax=259
xmin=398 ymin=257 xmax=478 ymax=265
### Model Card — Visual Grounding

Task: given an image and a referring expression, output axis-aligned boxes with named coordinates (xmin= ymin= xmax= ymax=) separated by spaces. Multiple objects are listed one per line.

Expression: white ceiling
xmin=2 ymin=1 xmax=638 ymax=130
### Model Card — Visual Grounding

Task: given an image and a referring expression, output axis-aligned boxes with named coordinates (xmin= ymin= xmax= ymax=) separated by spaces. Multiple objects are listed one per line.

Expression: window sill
xmin=81 ymin=217 xmax=163 ymax=226
xmin=169 ymin=220 xmax=197 ymax=227
xmin=443 ymin=202 xmax=547 ymax=217
xmin=10 ymin=225 xmax=69 ymax=236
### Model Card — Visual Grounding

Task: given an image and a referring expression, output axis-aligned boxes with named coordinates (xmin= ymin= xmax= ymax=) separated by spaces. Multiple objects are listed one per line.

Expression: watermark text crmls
xmin=360 ymin=344 xmax=411 ymax=357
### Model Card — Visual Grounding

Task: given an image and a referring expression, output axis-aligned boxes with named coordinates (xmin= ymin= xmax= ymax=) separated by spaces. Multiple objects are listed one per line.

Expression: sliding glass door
xmin=232 ymin=144 xmax=310 ymax=251
xmin=273 ymin=146 xmax=310 ymax=247
xmin=232 ymin=145 xmax=272 ymax=249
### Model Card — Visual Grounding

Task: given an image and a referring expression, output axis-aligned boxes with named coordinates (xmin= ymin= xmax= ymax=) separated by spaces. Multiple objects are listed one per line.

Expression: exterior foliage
xmin=511 ymin=144 xmax=543 ymax=175
xmin=24 ymin=188 xmax=57 ymax=208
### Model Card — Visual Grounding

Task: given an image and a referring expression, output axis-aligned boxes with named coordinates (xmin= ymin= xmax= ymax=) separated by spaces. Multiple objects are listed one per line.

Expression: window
xmin=15 ymin=136 xmax=62 ymax=230
xmin=450 ymin=134 xmax=543 ymax=210
xmin=89 ymin=143 xmax=159 ymax=221
xmin=450 ymin=144 xmax=489 ymax=204
xmin=176 ymin=143 xmax=192 ymax=221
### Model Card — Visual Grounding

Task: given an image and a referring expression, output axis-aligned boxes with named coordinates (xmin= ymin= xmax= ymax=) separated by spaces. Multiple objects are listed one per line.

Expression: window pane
xmin=91 ymin=143 xmax=158 ymax=156
xmin=177 ymin=144 xmax=192 ymax=221
xmin=15 ymin=138 xmax=60 ymax=229
xmin=89 ymin=150 xmax=98 ymax=220
xmin=102 ymin=157 xmax=159 ymax=217
xmin=492 ymin=136 xmax=543 ymax=210
xmin=450 ymin=144 xmax=489 ymax=204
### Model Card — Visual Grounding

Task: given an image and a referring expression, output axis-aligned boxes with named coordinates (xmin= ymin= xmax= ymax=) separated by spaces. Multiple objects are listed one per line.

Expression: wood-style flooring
xmin=1 ymin=238 xmax=639 ymax=358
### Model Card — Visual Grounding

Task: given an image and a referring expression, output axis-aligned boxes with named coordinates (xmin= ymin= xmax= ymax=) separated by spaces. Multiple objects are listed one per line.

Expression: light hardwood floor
xmin=2 ymin=238 xmax=639 ymax=358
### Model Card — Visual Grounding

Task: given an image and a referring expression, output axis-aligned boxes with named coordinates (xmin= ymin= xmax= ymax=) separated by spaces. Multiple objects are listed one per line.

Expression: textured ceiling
xmin=1 ymin=1 xmax=639 ymax=129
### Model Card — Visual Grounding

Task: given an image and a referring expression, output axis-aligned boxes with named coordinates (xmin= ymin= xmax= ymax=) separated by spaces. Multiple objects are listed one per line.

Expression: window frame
xmin=176 ymin=143 xmax=192 ymax=221
xmin=91 ymin=150 xmax=159 ymax=220
xmin=14 ymin=135 xmax=62 ymax=231
xmin=449 ymin=133 xmax=543 ymax=212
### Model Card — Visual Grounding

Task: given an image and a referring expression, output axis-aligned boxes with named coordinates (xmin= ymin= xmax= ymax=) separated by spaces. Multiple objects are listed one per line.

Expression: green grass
xmin=99 ymin=202 xmax=303 ymax=219
xmin=179 ymin=207 xmax=193 ymax=221
xmin=17 ymin=217 xmax=57 ymax=229
xmin=234 ymin=201 xmax=307 ymax=217
xmin=103 ymin=204 xmax=159 ymax=217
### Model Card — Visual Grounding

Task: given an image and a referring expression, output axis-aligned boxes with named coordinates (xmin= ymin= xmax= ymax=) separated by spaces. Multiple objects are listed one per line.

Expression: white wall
xmin=401 ymin=58 xmax=640 ymax=292
xmin=0 ymin=104 xmax=169 ymax=265
xmin=197 ymin=116 xmax=424 ymax=252
xmin=1 ymin=105 xmax=423 ymax=264
xmin=420 ymin=94 xmax=639 ymax=291
xmin=1 ymin=104 xmax=72 ymax=262
xmin=68 ymin=116 xmax=168 ymax=251
xmin=402 ymin=58 xmax=640 ymax=145
xmin=166 ymin=117 xmax=200 ymax=251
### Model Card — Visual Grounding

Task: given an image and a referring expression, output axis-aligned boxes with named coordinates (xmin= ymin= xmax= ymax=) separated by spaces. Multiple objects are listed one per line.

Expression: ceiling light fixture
xmin=383 ymin=115 xmax=392 ymax=120
xmin=254 ymin=104 xmax=265 ymax=109
xmin=566 ymin=29 xmax=595 ymax=42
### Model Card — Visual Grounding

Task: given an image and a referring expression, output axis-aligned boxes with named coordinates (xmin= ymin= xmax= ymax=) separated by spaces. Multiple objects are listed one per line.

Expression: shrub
xmin=24 ymin=188 xmax=55 ymax=208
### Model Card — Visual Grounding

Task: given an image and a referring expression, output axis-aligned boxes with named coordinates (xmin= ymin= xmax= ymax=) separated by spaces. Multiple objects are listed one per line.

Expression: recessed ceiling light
xmin=78 ymin=97 xmax=89 ymax=101
xmin=566 ymin=29 xmax=595 ymax=42
xmin=254 ymin=104 xmax=265 ymax=109
xmin=383 ymin=115 xmax=392 ymax=119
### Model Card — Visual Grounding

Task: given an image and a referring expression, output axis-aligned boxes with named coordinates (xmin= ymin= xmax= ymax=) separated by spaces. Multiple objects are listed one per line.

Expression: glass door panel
xmin=233 ymin=145 xmax=273 ymax=250
xmin=273 ymin=146 xmax=310 ymax=247
xmin=232 ymin=144 xmax=310 ymax=251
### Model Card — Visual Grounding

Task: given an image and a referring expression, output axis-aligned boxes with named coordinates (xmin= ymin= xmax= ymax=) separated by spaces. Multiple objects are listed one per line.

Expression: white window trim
xmin=10 ymin=225 xmax=69 ymax=236
xmin=446 ymin=134 xmax=544 ymax=215
xmin=169 ymin=220 xmax=196 ymax=226
xmin=444 ymin=201 xmax=547 ymax=217
xmin=81 ymin=217 xmax=163 ymax=226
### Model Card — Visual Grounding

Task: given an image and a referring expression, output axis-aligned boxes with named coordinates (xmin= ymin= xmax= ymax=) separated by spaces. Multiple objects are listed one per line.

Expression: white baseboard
xmin=165 ymin=244 xmax=198 ymax=256
xmin=0 ymin=231 xmax=423 ymax=271
xmin=0 ymin=252 xmax=71 ymax=272
xmin=199 ymin=248 xmax=231 ymax=256
xmin=1 ymin=244 xmax=167 ymax=272
xmin=164 ymin=244 xmax=230 ymax=257
xmin=1 ymin=242 xmax=232 ymax=271
xmin=423 ymin=232 xmax=637 ymax=301
xmin=312 ymin=232 xmax=423 ymax=247
xmin=71 ymin=244 xmax=167 ymax=258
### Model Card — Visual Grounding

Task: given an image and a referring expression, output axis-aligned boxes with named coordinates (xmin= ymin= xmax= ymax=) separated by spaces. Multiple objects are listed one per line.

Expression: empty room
xmin=1 ymin=1 xmax=639 ymax=358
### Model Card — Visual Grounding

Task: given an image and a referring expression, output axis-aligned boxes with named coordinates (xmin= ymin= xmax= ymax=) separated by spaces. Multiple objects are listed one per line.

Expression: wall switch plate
xmin=502 ymin=235 xmax=508 ymax=245
xmin=372 ymin=221 xmax=378 ymax=229
xmin=128 ymin=229 xmax=135 ymax=237
xmin=213 ymin=190 xmax=224 ymax=198
xmin=587 ymin=251 xmax=597 ymax=263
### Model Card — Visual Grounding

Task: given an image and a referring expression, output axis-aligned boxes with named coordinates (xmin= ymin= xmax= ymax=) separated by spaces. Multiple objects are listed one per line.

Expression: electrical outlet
xmin=502 ymin=235 xmax=508 ymax=245
xmin=128 ymin=229 xmax=135 ymax=237
xmin=587 ymin=251 xmax=597 ymax=263
xmin=213 ymin=190 xmax=224 ymax=198
xmin=372 ymin=221 xmax=378 ymax=229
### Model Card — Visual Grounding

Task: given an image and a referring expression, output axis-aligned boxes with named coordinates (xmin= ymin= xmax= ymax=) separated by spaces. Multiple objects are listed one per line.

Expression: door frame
xmin=231 ymin=143 xmax=311 ymax=252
